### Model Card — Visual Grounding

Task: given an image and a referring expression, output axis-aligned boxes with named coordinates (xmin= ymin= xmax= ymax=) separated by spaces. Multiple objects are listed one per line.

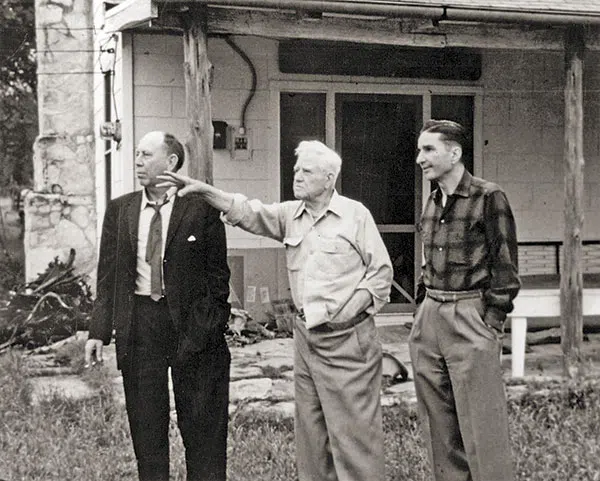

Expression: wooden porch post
xmin=182 ymin=5 xmax=213 ymax=184
xmin=561 ymin=25 xmax=586 ymax=379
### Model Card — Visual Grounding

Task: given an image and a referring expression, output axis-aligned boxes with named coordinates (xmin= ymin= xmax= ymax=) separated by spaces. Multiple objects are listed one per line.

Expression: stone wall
xmin=26 ymin=0 xmax=96 ymax=284
xmin=23 ymin=192 xmax=97 ymax=278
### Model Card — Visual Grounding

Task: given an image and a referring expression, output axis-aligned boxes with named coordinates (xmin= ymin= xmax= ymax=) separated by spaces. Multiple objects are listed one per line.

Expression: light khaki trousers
xmin=294 ymin=317 xmax=384 ymax=481
xmin=409 ymin=295 xmax=514 ymax=481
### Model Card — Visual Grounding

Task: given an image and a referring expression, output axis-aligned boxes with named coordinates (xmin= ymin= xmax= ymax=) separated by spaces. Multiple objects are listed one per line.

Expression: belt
xmin=426 ymin=288 xmax=482 ymax=303
xmin=298 ymin=310 xmax=370 ymax=332
xmin=134 ymin=294 xmax=167 ymax=304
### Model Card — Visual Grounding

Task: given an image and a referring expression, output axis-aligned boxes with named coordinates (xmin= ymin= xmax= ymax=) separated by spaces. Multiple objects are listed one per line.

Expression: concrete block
xmin=541 ymin=127 xmax=563 ymax=155
xmin=483 ymin=125 xmax=541 ymax=154
xmin=514 ymin=210 xmax=562 ymax=240
xmin=134 ymin=86 xmax=173 ymax=117
xmin=134 ymin=117 xmax=188 ymax=143
xmin=535 ymin=69 xmax=564 ymax=92
xmin=497 ymin=154 xmax=554 ymax=183
xmin=133 ymin=54 xmax=185 ymax=87
xmin=586 ymin=180 xmax=600 ymax=210
xmin=213 ymin=65 xmax=247 ymax=90
xmin=135 ymin=34 xmax=183 ymax=57
xmin=509 ymin=96 xmax=539 ymax=127
xmin=211 ymin=89 xmax=243 ymax=120
xmin=171 ymin=87 xmax=186 ymax=118
xmin=502 ymin=182 xmax=534 ymax=211
xmin=532 ymin=183 xmax=563 ymax=211
xmin=213 ymin=149 xmax=271 ymax=180
xmin=483 ymin=95 xmax=509 ymax=126
xmin=538 ymin=97 xmax=564 ymax=127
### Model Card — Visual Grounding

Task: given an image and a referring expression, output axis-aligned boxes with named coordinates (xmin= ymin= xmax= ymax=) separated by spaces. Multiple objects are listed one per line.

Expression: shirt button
xmin=438 ymin=247 xmax=443 ymax=251
xmin=440 ymin=219 xmax=445 ymax=224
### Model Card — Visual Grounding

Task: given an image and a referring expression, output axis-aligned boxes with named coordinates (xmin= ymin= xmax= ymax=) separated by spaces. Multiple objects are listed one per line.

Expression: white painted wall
xmin=480 ymin=50 xmax=600 ymax=241
xmin=120 ymin=35 xmax=600 ymax=246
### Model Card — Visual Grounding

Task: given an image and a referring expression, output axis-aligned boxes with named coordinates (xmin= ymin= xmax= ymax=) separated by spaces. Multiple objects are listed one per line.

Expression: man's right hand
xmin=157 ymin=171 xmax=235 ymax=213
xmin=156 ymin=171 xmax=208 ymax=197
xmin=84 ymin=338 xmax=104 ymax=368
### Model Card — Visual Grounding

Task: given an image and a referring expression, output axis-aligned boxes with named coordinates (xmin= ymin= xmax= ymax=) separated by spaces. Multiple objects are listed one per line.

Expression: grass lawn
xmin=2 ymin=350 xmax=600 ymax=481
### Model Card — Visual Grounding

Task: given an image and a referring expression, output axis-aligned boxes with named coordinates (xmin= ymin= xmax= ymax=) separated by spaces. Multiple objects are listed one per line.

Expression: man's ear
xmin=327 ymin=172 xmax=336 ymax=187
xmin=450 ymin=145 xmax=462 ymax=164
xmin=167 ymin=153 xmax=179 ymax=171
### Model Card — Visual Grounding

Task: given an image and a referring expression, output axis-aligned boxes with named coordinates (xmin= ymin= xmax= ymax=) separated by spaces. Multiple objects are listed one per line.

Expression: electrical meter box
xmin=212 ymin=120 xmax=228 ymax=149
xmin=227 ymin=126 xmax=252 ymax=161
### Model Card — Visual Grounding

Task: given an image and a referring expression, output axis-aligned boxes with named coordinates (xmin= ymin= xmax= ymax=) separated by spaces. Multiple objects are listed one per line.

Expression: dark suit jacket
xmin=89 ymin=190 xmax=231 ymax=369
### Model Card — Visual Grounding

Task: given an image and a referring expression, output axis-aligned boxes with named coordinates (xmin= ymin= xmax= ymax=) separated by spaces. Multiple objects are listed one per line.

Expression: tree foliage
xmin=0 ymin=0 xmax=37 ymax=187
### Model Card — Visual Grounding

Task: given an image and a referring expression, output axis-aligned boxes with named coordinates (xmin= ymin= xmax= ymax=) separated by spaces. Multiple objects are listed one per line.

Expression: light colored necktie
xmin=145 ymin=197 xmax=169 ymax=301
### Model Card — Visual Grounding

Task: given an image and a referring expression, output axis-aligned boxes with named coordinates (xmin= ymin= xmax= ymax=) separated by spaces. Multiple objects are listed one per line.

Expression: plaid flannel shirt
xmin=417 ymin=170 xmax=521 ymax=329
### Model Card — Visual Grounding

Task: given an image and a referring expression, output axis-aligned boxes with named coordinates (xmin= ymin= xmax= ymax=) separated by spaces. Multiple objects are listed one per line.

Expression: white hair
xmin=294 ymin=140 xmax=342 ymax=181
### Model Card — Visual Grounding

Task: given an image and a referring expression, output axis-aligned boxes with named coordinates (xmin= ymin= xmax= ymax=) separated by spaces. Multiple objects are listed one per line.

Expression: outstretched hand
xmin=156 ymin=171 xmax=209 ymax=197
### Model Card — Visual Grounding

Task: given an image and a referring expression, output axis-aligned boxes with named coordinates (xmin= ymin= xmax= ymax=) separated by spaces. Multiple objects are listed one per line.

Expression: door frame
xmin=334 ymin=92 xmax=423 ymax=311
xmin=271 ymin=80 xmax=484 ymax=311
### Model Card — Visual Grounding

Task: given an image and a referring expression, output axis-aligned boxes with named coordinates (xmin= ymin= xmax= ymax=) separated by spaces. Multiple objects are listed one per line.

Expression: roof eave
xmin=102 ymin=0 xmax=600 ymax=33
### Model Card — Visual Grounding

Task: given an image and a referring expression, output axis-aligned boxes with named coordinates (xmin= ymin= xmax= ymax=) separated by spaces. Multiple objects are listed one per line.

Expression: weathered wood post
xmin=561 ymin=25 xmax=586 ymax=379
xmin=182 ymin=6 xmax=214 ymax=184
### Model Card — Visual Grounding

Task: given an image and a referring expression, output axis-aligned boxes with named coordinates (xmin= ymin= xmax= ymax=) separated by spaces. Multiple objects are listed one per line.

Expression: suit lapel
xmin=127 ymin=192 xmax=142 ymax=252
xmin=165 ymin=195 xmax=190 ymax=252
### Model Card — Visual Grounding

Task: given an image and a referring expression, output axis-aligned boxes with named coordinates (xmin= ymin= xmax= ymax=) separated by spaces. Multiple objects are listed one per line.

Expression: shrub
xmin=0 ymin=251 xmax=24 ymax=291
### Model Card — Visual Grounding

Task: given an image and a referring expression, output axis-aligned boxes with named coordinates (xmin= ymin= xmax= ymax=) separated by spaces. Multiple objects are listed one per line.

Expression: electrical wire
xmin=223 ymin=36 xmax=257 ymax=131
xmin=111 ymin=70 xmax=120 ymax=121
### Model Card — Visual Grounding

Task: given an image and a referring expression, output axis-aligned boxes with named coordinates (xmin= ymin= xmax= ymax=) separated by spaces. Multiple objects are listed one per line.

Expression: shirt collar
xmin=433 ymin=169 xmax=472 ymax=203
xmin=142 ymin=186 xmax=178 ymax=207
xmin=292 ymin=190 xmax=343 ymax=219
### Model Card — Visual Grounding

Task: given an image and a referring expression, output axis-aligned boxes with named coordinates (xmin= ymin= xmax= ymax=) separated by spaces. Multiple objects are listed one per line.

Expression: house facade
xmin=90 ymin=0 xmax=600 ymax=321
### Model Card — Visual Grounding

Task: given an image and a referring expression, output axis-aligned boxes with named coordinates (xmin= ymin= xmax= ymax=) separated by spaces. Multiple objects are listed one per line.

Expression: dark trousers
xmin=409 ymin=294 xmax=514 ymax=481
xmin=122 ymin=296 xmax=230 ymax=481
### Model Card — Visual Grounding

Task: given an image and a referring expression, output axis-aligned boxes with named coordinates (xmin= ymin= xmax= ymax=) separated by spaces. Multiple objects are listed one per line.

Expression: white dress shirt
xmin=135 ymin=188 xmax=177 ymax=296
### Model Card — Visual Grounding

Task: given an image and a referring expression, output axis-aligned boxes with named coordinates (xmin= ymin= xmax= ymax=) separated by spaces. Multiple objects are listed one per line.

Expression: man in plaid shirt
xmin=409 ymin=120 xmax=520 ymax=481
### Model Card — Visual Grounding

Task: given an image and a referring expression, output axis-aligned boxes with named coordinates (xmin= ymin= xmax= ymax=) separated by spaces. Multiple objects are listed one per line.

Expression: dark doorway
xmin=336 ymin=94 xmax=422 ymax=310
xmin=280 ymin=92 xmax=326 ymax=201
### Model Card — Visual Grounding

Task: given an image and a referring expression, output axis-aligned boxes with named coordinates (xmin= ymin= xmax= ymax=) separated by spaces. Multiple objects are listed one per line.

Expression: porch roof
xmin=104 ymin=0 xmax=600 ymax=33
xmin=348 ymin=0 xmax=600 ymax=16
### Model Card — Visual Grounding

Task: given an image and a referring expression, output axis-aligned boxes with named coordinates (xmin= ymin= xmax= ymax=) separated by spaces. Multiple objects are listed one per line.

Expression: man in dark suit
xmin=84 ymin=131 xmax=231 ymax=481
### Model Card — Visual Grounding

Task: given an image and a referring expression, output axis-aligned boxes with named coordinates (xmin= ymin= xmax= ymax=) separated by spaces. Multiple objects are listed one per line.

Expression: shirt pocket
xmin=317 ymin=237 xmax=357 ymax=277
xmin=283 ymin=236 xmax=304 ymax=271
xmin=446 ymin=222 xmax=481 ymax=265
xmin=447 ymin=236 xmax=468 ymax=265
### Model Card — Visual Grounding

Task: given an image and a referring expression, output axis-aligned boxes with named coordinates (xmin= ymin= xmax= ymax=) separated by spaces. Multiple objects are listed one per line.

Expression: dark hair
xmin=163 ymin=132 xmax=185 ymax=171
xmin=420 ymin=119 xmax=468 ymax=149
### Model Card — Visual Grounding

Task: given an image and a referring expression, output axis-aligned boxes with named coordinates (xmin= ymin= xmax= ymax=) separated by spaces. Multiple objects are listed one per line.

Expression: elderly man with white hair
xmin=159 ymin=140 xmax=393 ymax=481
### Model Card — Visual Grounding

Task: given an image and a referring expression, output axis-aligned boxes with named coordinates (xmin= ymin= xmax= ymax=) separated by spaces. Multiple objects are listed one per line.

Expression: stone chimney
xmin=24 ymin=0 xmax=96 ymax=282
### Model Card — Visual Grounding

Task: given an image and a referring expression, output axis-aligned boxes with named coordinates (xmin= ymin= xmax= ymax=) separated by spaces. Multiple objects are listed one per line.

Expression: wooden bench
xmin=509 ymin=288 xmax=600 ymax=376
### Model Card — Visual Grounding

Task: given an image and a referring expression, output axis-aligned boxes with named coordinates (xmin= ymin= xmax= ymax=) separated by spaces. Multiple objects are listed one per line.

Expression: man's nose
xmin=416 ymin=152 xmax=425 ymax=164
